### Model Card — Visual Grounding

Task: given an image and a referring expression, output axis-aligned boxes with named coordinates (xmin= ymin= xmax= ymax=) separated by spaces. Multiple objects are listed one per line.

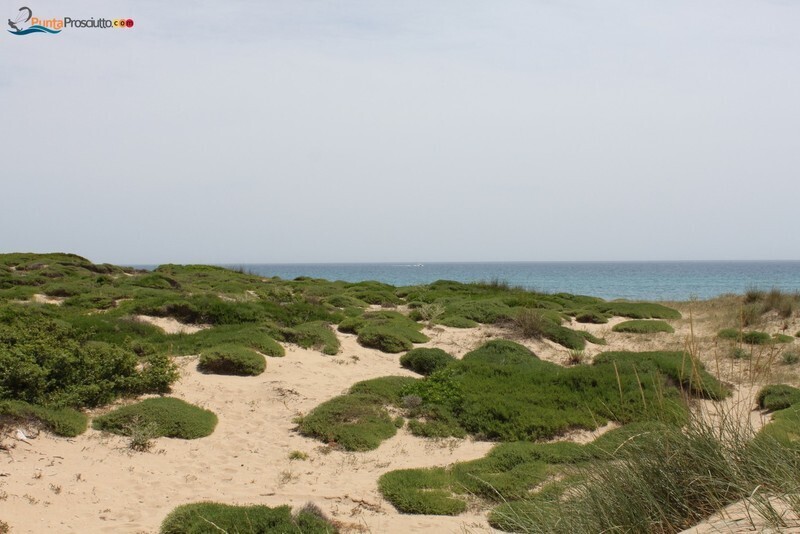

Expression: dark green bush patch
xmin=93 ymin=397 xmax=217 ymax=439
xmin=773 ymin=333 xmax=794 ymax=344
xmin=575 ymin=311 xmax=609 ymax=324
xmin=160 ymin=502 xmax=337 ymax=534
xmin=590 ymin=302 xmax=681 ymax=320
xmin=394 ymin=342 xmax=700 ymax=445
xmin=0 ymin=400 xmax=87 ymax=436
xmin=297 ymin=393 xmax=397 ymax=451
xmin=349 ymin=376 xmax=418 ymax=404
xmin=436 ymin=315 xmax=479 ymax=328
xmin=445 ymin=299 xmax=514 ymax=324
xmin=280 ymin=321 xmax=340 ymax=355
xmin=612 ymin=320 xmax=675 ymax=334
xmin=400 ymin=348 xmax=456 ymax=376
xmin=577 ymin=330 xmax=606 ymax=345
xmin=338 ymin=311 xmax=429 ymax=353
xmin=378 ymin=468 xmax=467 ymax=515
xmin=718 ymin=329 xmax=772 ymax=345
xmin=198 ymin=345 xmax=266 ymax=376
xmin=0 ymin=309 xmax=178 ymax=408
xmin=757 ymin=384 xmax=800 ymax=412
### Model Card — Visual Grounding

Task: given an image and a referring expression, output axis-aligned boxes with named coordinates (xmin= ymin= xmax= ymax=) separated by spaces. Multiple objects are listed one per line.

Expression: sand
xmin=1 ymin=303 xmax=797 ymax=533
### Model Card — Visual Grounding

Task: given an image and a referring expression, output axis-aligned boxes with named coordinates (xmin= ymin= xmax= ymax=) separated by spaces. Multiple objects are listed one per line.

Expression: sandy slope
xmin=2 ymin=302 xmax=798 ymax=533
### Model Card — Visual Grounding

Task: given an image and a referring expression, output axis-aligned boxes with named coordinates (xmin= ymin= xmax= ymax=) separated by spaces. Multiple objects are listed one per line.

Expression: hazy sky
xmin=2 ymin=1 xmax=799 ymax=264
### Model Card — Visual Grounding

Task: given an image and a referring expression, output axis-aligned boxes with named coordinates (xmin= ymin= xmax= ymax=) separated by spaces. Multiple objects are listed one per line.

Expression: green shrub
xmin=398 ymin=342 xmax=696 ymax=443
xmin=541 ymin=322 xmax=586 ymax=350
xmin=612 ymin=320 xmax=674 ymax=334
xmin=512 ymin=308 xmax=549 ymax=339
xmin=577 ymin=331 xmax=606 ymax=345
xmin=0 ymin=400 xmax=87 ymax=436
xmin=341 ymin=311 xmax=429 ymax=353
xmin=575 ymin=311 xmax=608 ymax=324
xmin=198 ymin=345 xmax=266 ymax=376
xmin=297 ymin=393 xmax=397 ymax=451
xmin=436 ymin=315 xmax=479 ymax=328
xmin=173 ymin=325 xmax=285 ymax=357
xmin=160 ymin=502 xmax=337 ymax=534
xmin=378 ymin=468 xmax=467 ymax=515
xmin=593 ymin=351 xmax=728 ymax=400
xmin=357 ymin=326 xmax=413 ymax=353
xmin=590 ymin=302 xmax=681 ymax=320
xmin=757 ymin=385 xmax=800 ymax=412
xmin=349 ymin=376 xmax=418 ymax=404
xmin=0 ymin=310 xmax=178 ymax=408
xmin=280 ymin=321 xmax=340 ymax=355
xmin=773 ymin=333 xmax=794 ymax=344
xmin=782 ymin=350 xmax=800 ymax=365
xmin=446 ymin=299 xmax=513 ymax=324
xmin=93 ymin=397 xmax=217 ymax=439
xmin=730 ymin=347 xmax=750 ymax=360
xmin=718 ymin=329 xmax=772 ymax=345
xmin=400 ymin=348 xmax=456 ymax=376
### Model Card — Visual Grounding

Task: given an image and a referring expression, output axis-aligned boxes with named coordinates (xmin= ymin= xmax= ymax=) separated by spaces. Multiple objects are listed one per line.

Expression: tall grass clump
xmin=489 ymin=411 xmax=800 ymax=533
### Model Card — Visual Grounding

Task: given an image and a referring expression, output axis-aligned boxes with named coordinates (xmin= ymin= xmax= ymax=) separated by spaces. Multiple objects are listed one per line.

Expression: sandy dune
xmin=1 ymin=303 xmax=798 ymax=533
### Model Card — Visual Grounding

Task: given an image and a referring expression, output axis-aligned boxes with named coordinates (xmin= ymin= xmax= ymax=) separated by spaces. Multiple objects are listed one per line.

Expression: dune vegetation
xmin=2 ymin=253 xmax=800 ymax=532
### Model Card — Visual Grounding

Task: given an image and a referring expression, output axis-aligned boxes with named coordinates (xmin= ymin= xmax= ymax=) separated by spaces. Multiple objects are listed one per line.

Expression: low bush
xmin=160 ymin=502 xmax=337 ymax=534
xmin=340 ymin=311 xmax=429 ymax=353
xmin=0 ymin=310 xmax=178 ymax=408
xmin=445 ymin=299 xmax=514 ymax=324
xmin=773 ymin=333 xmax=794 ymax=344
xmin=400 ymin=348 xmax=456 ymax=376
xmin=0 ymin=400 xmax=87 ymax=436
xmin=358 ymin=327 xmax=414 ymax=353
xmin=170 ymin=325 xmax=285 ymax=357
xmin=757 ymin=384 xmax=800 ymax=412
xmin=436 ymin=315 xmax=479 ymax=328
xmin=198 ymin=345 xmax=266 ymax=376
xmin=280 ymin=321 xmax=339 ymax=355
xmin=718 ymin=329 xmax=772 ymax=345
xmin=93 ymin=397 xmax=217 ymax=439
xmin=380 ymin=424 xmax=660 ymax=516
xmin=730 ymin=347 xmax=750 ymax=360
xmin=612 ymin=320 xmax=674 ymax=334
xmin=297 ymin=393 xmax=397 ymax=451
xmin=512 ymin=309 xmax=549 ymax=339
xmin=577 ymin=331 xmax=606 ymax=345
xmin=378 ymin=468 xmax=467 ymax=515
xmin=594 ymin=351 xmax=728 ymax=400
xmin=782 ymin=350 xmax=800 ymax=365
xmin=575 ymin=311 xmax=608 ymax=324
xmin=397 ymin=342 xmax=697 ymax=443
xmin=349 ymin=376 xmax=418 ymax=404
xmin=590 ymin=302 xmax=681 ymax=320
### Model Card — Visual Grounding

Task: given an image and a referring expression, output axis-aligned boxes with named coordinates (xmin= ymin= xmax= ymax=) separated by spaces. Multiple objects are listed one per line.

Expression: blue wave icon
xmin=8 ymin=24 xmax=61 ymax=35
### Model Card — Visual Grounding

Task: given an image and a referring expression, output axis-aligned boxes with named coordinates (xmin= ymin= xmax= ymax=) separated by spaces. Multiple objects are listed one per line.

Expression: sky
xmin=1 ymin=0 xmax=799 ymax=264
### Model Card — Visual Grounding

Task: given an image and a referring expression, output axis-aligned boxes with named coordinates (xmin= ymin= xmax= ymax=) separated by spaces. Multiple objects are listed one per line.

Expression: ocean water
xmin=191 ymin=261 xmax=800 ymax=302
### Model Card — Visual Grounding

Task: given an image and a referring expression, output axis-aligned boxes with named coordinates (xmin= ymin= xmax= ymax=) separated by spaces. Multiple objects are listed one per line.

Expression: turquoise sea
xmin=148 ymin=261 xmax=800 ymax=302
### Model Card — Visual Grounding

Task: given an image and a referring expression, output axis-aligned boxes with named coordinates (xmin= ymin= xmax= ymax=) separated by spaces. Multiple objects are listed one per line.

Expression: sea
xmin=133 ymin=261 xmax=800 ymax=302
